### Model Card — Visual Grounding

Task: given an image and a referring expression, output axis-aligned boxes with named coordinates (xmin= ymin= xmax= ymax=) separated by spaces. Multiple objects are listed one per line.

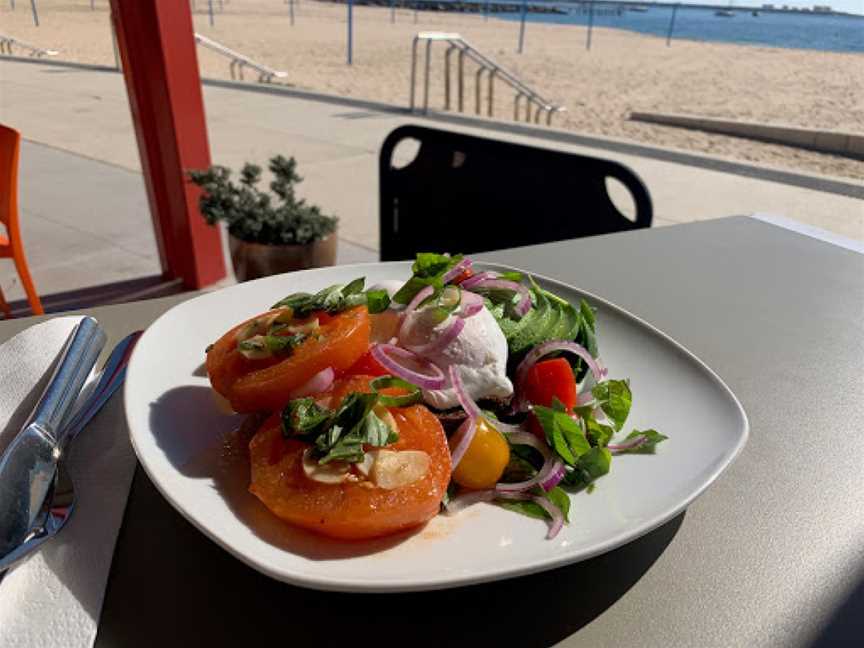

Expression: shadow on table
xmin=807 ymin=564 xmax=864 ymax=648
xmin=149 ymin=385 xmax=419 ymax=559
xmin=95 ymin=469 xmax=685 ymax=648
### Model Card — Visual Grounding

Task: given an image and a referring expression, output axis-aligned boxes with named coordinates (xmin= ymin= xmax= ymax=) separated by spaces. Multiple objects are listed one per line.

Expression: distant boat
xmin=714 ymin=9 xmax=735 ymax=16
xmin=751 ymin=9 xmax=759 ymax=15
xmin=627 ymin=5 xmax=650 ymax=11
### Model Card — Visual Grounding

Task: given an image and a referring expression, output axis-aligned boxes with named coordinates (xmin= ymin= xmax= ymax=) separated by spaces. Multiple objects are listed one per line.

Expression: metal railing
xmin=0 ymin=34 xmax=59 ymax=58
xmin=193 ymin=33 xmax=287 ymax=83
xmin=409 ymin=32 xmax=565 ymax=125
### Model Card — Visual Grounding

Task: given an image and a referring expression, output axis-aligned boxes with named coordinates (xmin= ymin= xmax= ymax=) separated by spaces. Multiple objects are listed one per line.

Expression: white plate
xmin=125 ymin=262 xmax=748 ymax=592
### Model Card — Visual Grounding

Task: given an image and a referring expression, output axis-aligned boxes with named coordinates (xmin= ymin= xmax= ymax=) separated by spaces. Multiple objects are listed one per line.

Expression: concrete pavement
xmin=1 ymin=58 xmax=861 ymax=306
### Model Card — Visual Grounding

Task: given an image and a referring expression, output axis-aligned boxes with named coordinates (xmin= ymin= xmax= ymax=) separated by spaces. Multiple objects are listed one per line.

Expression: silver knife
xmin=0 ymin=317 xmax=106 ymax=563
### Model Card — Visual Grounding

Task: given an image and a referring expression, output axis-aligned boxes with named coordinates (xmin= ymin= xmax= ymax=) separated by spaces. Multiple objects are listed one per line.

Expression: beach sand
xmin=2 ymin=0 xmax=863 ymax=180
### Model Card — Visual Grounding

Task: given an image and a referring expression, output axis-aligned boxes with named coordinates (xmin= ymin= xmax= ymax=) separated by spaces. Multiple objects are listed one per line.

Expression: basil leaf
xmin=392 ymin=253 xmax=463 ymax=304
xmin=497 ymin=487 xmax=570 ymax=523
xmin=365 ymin=289 xmax=391 ymax=314
xmin=498 ymin=271 xmax=523 ymax=282
xmin=592 ymin=379 xmax=632 ymax=431
xmin=546 ymin=486 xmax=571 ymax=523
xmin=343 ymin=277 xmax=366 ymax=296
xmin=413 ymin=252 xmax=462 ymax=278
xmin=362 ymin=410 xmax=398 ymax=447
xmin=562 ymin=447 xmax=612 ymax=490
xmin=272 ymin=278 xmax=383 ymax=317
xmin=282 ymin=398 xmax=331 ymax=439
xmin=497 ymin=499 xmax=549 ymax=521
xmin=585 ymin=417 xmax=614 ymax=447
xmin=619 ymin=429 xmax=669 ymax=454
xmin=534 ymin=404 xmax=592 ymax=466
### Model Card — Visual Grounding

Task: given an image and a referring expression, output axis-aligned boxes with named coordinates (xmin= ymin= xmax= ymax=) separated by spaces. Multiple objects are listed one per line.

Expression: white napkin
xmin=0 ymin=317 xmax=137 ymax=648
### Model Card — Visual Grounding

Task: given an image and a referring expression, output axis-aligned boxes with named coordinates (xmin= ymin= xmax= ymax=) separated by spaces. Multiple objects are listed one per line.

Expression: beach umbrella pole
xmin=517 ymin=0 xmax=527 ymax=53
xmin=390 ymin=0 xmax=395 ymax=24
xmin=666 ymin=4 xmax=679 ymax=46
xmin=30 ymin=0 xmax=39 ymax=26
xmin=586 ymin=0 xmax=594 ymax=50
xmin=347 ymin=0 xmax=353 ymax=65
xmin=289 ymin=0 xmax=295 ymax=25
xmin=208 ymin=0 xmax=214 ymax=26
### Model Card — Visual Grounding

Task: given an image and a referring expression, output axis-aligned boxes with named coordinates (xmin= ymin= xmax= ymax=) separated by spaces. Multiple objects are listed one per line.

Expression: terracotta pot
xmin=228 ymin=233 xmax=337 ymax=282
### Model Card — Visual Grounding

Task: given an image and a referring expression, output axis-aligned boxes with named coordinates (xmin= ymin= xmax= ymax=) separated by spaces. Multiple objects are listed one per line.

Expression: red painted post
xmin=109 ymin=0 xmax=226 ymax=289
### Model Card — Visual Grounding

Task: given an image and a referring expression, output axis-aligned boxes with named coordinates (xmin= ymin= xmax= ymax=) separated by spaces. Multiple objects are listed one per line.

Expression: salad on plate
xmin=205 ymin=253 xmax=667 ymax=541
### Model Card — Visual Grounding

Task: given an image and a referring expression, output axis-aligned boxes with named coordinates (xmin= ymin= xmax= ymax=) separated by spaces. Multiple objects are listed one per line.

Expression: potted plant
xmin=189 ymin=155 xmax=338 ymax=282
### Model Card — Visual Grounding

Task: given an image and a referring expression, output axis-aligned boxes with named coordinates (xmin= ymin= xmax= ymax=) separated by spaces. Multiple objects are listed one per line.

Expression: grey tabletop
xmin=2 ymin=216 xmax=862 ymax=647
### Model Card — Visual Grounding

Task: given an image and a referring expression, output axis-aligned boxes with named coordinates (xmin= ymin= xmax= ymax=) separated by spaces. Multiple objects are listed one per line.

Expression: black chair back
xmin=379 ymin=125 xmax=652 ymax=261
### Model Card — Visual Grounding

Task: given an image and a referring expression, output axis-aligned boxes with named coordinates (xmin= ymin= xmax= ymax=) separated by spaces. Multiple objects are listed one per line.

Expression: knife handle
xmin=28 ymin=317 xmax=107 ymax=441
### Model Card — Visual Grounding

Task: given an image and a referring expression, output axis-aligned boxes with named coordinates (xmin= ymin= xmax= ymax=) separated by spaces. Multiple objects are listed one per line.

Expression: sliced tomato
xmin=248 ymin=376 xmax=452 ymax=540
xmin=522 ymin=358 xmax=577 ymax=409
xmin=523 ymin=358 xmax=578 ymax=438
xmin=450 ymin=268 xmax=475 ymax=285
xmin=344 ymin=349 xmax=389 ymax=377
xmin=206 ymin=307 xmax=370 ymax=413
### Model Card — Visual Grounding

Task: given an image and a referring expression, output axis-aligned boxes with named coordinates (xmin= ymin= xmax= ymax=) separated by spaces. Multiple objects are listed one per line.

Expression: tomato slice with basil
xmin=206 ymin=306 xmax=370 ymax=413
xmin=522 ymin=358 xmax=578 ymax=437
xmin=248 ymin=376 xmax=452 ymax=540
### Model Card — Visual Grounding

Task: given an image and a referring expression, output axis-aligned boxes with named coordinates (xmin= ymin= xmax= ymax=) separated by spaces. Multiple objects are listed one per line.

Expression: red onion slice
xmin=470 ymin=278 xmax=532 ymax=316
xmin=496 ymin=492 xmax=565 ymax=539
xmin=458 ymin=290 xmax=485 ymax=318
xmin=407 ymin=316 xmax=465 ymax=356
xmin=496 ymin=432 xmax=564 ymax=493
xmin=370 ymin=343 xmax=446 ymax=390
xmin=450 ymin=365 xmax=481 ymax=420
xmin=446 ymin=488 xmax=567 ymax=539
xmin=459 ymin=271 xmax=499 ymax=289
xmin=448 ymin=416 xmax=477 ymax=470
xmin=442 ymin=257 xmax=473 ymax=284
xmin=513 ymin=341 xmax=605 ymax=413
xmin=398 ymin=284 xmax=434 ymax=337
xmin=287 ymin=367 xmax=335 ymax=399
xmin=608 ymin=435 xmax=649 ymax=453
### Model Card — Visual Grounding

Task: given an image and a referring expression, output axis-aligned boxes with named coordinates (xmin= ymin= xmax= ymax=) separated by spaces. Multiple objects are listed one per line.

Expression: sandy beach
xmin=2 ymin=0 xmax=863 ymax=180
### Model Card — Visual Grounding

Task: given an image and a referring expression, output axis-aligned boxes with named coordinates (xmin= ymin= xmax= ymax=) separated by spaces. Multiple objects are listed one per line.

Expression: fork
xmin=0 ymin=330 xmax=142 ymax=585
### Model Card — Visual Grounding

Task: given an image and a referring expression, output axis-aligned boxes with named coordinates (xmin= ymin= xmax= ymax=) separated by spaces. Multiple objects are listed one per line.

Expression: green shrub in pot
xmin=189 ymin=155 xmax=338 ymax=281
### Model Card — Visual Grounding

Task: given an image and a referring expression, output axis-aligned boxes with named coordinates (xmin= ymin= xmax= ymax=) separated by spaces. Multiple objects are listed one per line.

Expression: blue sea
xmin=491 ymin=3 xmax=864 ymax=52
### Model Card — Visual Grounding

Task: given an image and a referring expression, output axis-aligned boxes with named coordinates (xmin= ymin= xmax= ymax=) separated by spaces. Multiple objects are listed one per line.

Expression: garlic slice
xmin=370 ymin=450 xmax=430 ymax=490
xmin=302 ymin=449 xmax=351 ymax=484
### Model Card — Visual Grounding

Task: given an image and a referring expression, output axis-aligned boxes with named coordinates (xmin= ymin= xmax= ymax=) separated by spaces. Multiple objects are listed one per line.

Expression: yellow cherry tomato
xmin=452 ymin=418 xmax=510 ymax=490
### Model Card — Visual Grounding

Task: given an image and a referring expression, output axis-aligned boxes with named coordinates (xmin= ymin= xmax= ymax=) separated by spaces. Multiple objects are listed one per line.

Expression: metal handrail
xmin=410 ymin=32 xmax=565 ymax=126
xmin=193 ymin=33 xmax=287 ymax=83
xmin=0 ymin=34 xmax=59 ymax=58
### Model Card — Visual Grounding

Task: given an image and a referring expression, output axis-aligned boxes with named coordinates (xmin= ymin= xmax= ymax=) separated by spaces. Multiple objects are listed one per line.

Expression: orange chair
xmin=0 ymin=124 xmax=43 ymax=317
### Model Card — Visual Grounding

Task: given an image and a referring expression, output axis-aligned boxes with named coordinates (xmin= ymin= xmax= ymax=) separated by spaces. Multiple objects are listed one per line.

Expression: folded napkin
xmin=0 ymin=317 xmax=137 ymax=648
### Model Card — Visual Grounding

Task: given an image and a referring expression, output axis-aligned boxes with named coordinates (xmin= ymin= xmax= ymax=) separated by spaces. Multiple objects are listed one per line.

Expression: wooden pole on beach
xmin=10 ymin=0 xmax=15 ymax=10
xmin=29 ymin=0 xmax=39 ymax=26
xmin=586 ymin=0 xmax=594 ymax=50
xmin=208 ymin=0 xmax=214 ymax=26
xmin=347 ymin=0 xmax=354 ymax=64
xmin=517 ymin=0 xmax=527 ymax=53
xmin=413 ymin=1 xmax=418 ymax=24
xmin=289 ymin=0 xmax=295 ymax=25
xmin=483 ymin=0 xmax=489 ymax=21
xmin=666 ymin=4 xmax=679 ymax=46
xmin=390 ymin=0 xmax=395 ymax=24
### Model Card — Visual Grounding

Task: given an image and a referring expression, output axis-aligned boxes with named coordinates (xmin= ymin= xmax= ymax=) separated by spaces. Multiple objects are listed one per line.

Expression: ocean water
xmin=492 ymin=3 xmax=864 ymax=52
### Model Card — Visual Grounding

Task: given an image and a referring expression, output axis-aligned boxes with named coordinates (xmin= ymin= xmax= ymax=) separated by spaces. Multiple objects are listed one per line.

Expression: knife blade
xmin=0 ymin=317 xmax=106 ymax=562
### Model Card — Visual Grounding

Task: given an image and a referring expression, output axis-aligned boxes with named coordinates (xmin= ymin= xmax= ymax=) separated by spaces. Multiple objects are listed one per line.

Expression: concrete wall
xmin=630 ymin=112 xmax=864 ymax=161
